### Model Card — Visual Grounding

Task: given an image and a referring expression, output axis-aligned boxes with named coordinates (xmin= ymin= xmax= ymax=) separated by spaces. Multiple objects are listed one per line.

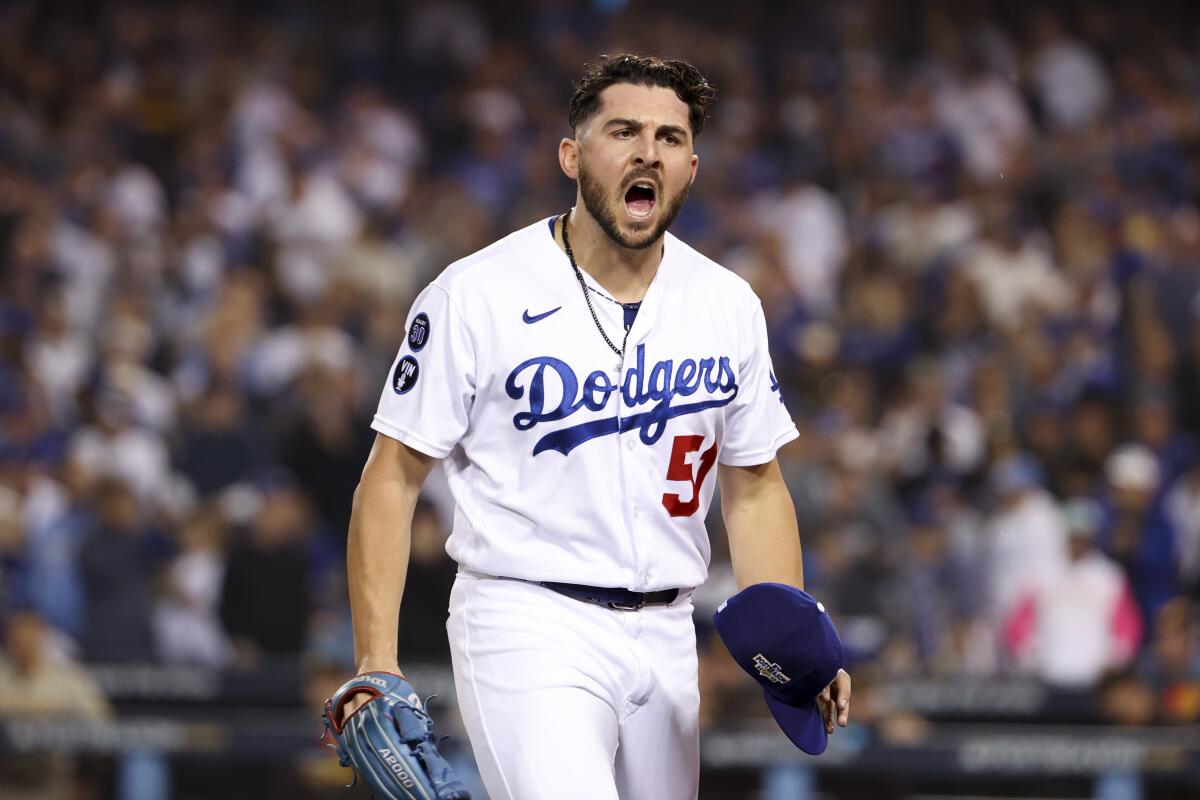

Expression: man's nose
xmin=632 ymin=133 xmax=662 ymax=168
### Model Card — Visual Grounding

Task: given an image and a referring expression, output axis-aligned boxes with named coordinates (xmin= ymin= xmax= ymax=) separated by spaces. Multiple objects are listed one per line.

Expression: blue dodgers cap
xmin=713 ymin=583 xmax=844 ymax=755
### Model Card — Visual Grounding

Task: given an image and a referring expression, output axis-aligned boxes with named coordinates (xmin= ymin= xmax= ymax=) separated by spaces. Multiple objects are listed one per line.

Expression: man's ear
xmin=690 ymin=152 xmax=699 ymax=185
xmin=559 ymin=137 xmax=579 ymax=180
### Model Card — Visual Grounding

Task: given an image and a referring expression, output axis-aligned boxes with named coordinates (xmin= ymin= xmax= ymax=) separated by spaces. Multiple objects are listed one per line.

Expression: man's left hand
xmin=817 ymin=668 xmax=852 ymax=734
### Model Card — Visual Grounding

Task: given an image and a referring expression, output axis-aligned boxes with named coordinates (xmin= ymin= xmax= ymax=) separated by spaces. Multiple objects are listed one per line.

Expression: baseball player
xmin=331 ymin=54 xmax=852 ymax=800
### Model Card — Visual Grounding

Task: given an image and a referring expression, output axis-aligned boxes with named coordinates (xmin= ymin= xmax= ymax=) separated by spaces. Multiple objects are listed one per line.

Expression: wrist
xmin=356 ymin=656 xmax=402 ymax=675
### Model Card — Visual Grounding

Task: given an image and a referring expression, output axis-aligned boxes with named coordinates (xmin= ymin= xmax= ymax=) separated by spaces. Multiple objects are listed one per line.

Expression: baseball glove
xmin=323 ymin=671 xmax=470 ymax=800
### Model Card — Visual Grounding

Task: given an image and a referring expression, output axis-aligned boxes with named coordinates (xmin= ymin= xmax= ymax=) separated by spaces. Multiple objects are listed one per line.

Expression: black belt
xmin=540 ymin=581 xmax=681 ymax=611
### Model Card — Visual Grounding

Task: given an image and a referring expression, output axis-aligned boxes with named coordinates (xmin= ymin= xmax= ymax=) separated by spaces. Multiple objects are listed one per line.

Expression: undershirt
xmin=623 ymin=302 xmax=641 ymax=331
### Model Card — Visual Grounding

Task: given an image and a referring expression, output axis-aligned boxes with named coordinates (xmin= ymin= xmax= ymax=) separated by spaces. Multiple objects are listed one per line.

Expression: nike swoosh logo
xmin=523 ymin=306 xmax=562 ymax=324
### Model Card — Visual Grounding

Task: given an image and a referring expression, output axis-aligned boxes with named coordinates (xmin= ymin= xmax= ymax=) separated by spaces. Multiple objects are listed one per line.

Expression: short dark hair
xmin=568 ymin=54 xmax=717 ymax=138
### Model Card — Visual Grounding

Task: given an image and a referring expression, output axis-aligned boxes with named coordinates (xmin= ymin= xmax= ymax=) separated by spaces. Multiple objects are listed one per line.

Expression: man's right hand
xmin=323 ymin=670 xmax=469 ymax=800
xmin=340 ymin=660 xmax=403 ymax=719
xmin=341 ymin=691 xmax=372 ymax=719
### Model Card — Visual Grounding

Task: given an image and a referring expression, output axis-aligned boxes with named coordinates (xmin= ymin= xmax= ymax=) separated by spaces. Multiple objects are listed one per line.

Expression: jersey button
xmin=626 ymin=439 xmax=635 ymax=451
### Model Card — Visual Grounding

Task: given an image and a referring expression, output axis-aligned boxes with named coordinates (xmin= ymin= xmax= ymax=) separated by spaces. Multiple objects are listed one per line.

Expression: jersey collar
xmin=539 ymin=215 xmax=674 ymax=348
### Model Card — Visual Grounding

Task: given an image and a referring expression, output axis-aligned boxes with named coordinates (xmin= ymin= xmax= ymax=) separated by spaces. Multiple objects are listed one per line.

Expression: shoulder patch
xmin=408 ymin=312 xmax=430 ymax=352
xmin=392 ymin=356 xmax=420 ymax=394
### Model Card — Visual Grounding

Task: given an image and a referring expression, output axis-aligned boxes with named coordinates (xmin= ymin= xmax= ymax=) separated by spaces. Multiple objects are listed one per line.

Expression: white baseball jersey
xmin=372 ymin=216 xmax=797 ymax=591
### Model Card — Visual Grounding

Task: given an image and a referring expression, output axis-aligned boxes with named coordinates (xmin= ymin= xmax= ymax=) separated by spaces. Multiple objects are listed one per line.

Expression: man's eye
xmin=662 ymin=134 xmax=678 ymax=145
xmin=615 ymin=129 xmax=633 ymax=139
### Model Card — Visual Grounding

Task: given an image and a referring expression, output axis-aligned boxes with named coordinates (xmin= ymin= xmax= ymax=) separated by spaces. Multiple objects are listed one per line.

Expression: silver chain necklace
xmin=587 ymin=284 xmax=623 ymax=307
xmin=560 ymin=210 xmax=630 ymax=359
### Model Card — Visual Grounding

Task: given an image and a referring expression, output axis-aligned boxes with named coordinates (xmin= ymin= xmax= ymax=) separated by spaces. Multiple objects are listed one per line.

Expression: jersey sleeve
xmin=371 ymin=283 xmax=476 ymax=458
xmin=719 ymin=302 xmax=799 ymax=466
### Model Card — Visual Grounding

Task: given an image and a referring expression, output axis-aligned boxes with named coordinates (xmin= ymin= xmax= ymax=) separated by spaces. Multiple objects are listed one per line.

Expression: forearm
xmin=347 ymin=471 xmax=420 ymax=671
xmin=719 ymin=460 xmax=805 ymax=590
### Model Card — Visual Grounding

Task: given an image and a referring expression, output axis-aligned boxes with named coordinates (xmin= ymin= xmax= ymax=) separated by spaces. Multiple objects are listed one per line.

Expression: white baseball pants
xmin=446 ymin=570 xmax=700 ymax=800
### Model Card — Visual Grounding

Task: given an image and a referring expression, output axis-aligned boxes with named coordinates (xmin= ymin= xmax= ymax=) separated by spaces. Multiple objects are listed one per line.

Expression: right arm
xmin=339 ymin=281 xmax=471 ymax=720
xmin=347 ymin=433 xmax=437 ymax=678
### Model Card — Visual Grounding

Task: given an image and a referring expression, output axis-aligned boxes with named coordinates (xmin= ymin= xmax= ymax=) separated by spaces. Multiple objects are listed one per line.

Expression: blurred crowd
xmin=1 ymin=0 xmax=1199 ymax=767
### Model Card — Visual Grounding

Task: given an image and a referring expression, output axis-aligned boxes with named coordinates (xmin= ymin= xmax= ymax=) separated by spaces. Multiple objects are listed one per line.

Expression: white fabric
xmin=963 ymin=239 xmax=1072 ymax=328
xmin=1032 ymin=39 xmax=1110 ymax=131
xmin=105 ymin=165 xmax=167 ymax=236
xmin=879 ymin=401 xmax=985 ymax=478
xmin=68 ymin=425 xmax=171 ymax=504
xmin=447 ymin=570 xmax=699 ymax=800
xmin=1024 ymin=553 xmax=1131 ymax=687
xmin=936 ymin=75 xmax=1030 ymax=181
xmin=373 ymin=217 xmax=798 ymax=591
xmin=987 ymin=489 xmax=1069 ymax=621
xmin=1166 ymin=477 xmax=1200 ymax=586
xmin=25 ymin=333 xmax=90 ymax=423
xmin=246 ymin=324 xmax=357 ymax=394
xmin=752 ymin=184 xmax=848 ymax=311
xmin=876 ymin=199 xmax=978 ymax=274
xmin=52 ymin=221 xmax=115 ymax=332
xmin=154 ymin=550 xmax=231 ymax=668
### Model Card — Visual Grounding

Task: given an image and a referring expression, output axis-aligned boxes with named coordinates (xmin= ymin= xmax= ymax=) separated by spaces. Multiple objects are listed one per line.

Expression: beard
xmin=577 ymin=158 xmax=691 ymax=250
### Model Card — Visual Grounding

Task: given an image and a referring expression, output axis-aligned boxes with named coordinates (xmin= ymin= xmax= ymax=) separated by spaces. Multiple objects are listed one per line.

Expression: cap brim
xmin=763 ymin=690 xmax=829 ymax=755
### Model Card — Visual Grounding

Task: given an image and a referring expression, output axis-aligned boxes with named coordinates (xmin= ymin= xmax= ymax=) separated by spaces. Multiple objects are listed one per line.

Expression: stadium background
xmin=1 ymin=0 xmax=1199 ymax=797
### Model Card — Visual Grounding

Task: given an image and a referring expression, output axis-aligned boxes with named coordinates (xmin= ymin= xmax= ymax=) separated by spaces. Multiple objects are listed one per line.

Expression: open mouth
xmin=624 ymin=181 xmax=657 ymax=219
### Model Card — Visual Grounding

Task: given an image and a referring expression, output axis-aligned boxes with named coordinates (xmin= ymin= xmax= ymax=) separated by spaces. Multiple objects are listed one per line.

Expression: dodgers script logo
xmin=505 ymin=343 xmax=738 ymax=456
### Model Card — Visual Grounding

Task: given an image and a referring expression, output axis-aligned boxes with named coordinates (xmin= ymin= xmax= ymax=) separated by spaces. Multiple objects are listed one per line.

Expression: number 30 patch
xmin=408 ymin=313 xmax=430 ymax=352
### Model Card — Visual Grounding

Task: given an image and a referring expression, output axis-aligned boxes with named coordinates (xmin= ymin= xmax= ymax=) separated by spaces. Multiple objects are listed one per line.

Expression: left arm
xmin=718 ymin=458 xmax=804 ymax=590
xmin=718 ymin=457 xmax=852 ymax=732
